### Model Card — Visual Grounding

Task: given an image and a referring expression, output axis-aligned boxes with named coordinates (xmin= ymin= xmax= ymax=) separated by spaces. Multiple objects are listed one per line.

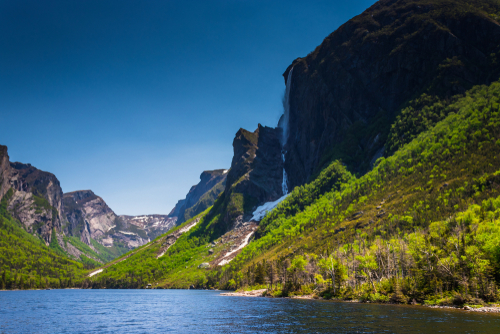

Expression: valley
xmin=2 ymin=0 xmax=500 ymax=313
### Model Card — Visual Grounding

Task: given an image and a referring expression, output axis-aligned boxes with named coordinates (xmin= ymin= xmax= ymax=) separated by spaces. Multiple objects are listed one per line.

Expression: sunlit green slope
xmin=90 ymin=81 xmax=500 ymax=308
xmin=0 ymin=189 xmax=88 ymax=289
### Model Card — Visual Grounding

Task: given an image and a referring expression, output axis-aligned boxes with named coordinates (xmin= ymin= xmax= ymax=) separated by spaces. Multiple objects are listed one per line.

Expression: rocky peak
xmin=63 ymin=190 xmax=118 ymax=246
xmin=64 ymin=189 xmax=96 ymax=202
xmin=209 ymin=124 xmax=283 ymax=232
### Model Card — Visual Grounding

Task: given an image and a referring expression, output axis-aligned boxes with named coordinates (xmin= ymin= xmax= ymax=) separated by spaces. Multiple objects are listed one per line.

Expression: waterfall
xmin=279 ymin=67 xmax=293 ymax=195
xmin=280 ymin=67 xmax=294 ymax=146
xmin=282 ymin=151 xmax=288 ymax=195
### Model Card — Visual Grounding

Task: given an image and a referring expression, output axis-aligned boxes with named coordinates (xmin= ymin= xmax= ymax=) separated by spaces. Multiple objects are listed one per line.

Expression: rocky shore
xmin=220 ymin=290 xmax=500 ymax=313
xmin=220 ymin=289 xmax=267 ymax=297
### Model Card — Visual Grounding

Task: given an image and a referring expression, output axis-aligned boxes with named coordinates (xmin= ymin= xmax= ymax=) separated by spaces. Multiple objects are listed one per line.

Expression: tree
xmin=356 ymin=254 xmax=378 ymax=293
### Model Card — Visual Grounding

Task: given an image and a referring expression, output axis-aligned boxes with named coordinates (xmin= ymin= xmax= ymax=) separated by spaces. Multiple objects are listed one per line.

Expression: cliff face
xmin=210 ymin=124 xmax=283 ymax=231
xmin=63 ymin=190 xmax=152 ymax=249
xmin=0 ymin=144 xmax=175 ymax=261
xmin=0 ymin=155 xmax=66 ymax=244
xmin=0 ymin=146 xmax=10 ymax=200
xmin=226 ymin=125 xmax=283 ymax=206
xmin=171 ymin=169 xmax=228 ymax=224
xmin=282 ymin=0 xmax=500 ymax=188
xmin=63 ymin=190 xmax=112 ymax=245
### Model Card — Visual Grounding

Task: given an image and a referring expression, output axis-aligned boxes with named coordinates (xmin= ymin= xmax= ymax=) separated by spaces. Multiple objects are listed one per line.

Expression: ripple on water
xmin=1 ymin=290 xmax=500 ymax=333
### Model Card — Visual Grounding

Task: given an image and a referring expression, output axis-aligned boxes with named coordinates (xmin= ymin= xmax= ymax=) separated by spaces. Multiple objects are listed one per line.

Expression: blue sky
xmin=0 ymin=0 xmax=376 ymax=215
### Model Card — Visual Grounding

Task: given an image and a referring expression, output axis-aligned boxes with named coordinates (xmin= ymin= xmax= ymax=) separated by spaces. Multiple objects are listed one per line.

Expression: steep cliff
xmin=170 ymin=169 xmax=228 ymax=224
xmin=0 ymin=150 xmax=66 ymax=244
xmin=63 ymin=190 xmax=152 ymax=249
xmin=0 ymin=146 xmax=10 ymax=200
xmin=202 ymin=124 xmax=284 ymax=233
xmin=281 ymin=0 xmax=500 ymax=189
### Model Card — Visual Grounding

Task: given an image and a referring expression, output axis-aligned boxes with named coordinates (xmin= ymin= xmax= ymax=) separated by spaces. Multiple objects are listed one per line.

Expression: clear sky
xmin=0 ymin=0 xmax=376 ymax=215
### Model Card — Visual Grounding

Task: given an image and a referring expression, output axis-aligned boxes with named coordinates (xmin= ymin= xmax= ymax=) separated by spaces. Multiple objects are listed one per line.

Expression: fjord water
xmin=1 ymin=290 xmax=499 ymax=333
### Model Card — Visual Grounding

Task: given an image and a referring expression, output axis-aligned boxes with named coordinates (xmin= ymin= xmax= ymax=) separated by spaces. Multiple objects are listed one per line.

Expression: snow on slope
xmin=250 ymin=194 xmax=289 ymax=221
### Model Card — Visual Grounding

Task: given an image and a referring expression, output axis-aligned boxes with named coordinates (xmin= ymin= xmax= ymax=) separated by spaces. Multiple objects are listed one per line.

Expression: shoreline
xmin=219 ymin=289 xmax=500 ymax=314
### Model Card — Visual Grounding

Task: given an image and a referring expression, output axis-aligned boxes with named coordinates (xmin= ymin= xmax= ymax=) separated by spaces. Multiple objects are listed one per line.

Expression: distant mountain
xmin=0 ymin=145 xmax=177 ymax=266
xmin=169 ymin=169 xmax=227 ymax=224
xmin=119 ymin=214 xmax=176 ymax=240
xmin=63 ymin=190 xmax=174 ymax=250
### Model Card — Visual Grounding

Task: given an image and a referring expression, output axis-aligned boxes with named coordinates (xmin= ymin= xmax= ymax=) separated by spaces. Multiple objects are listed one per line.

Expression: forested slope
xmin=89 ymin=80 xmax=500 ymax=308
xmin=0 ymin=189 xmax=88 ymax=289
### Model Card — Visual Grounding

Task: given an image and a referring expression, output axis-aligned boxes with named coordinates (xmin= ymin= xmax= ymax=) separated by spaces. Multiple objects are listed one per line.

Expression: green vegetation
xmin=209 ymin=80 xmax=500 ymax=305
xmin=87 ymin=80 xmax=500 ymax=307
xmin=86 ymin=212 xmax=215 ymax=288
xmin=183 ymin=179 xmax=225 ymax=223
xmin=0 ymin=189 xmax=88 ymax=289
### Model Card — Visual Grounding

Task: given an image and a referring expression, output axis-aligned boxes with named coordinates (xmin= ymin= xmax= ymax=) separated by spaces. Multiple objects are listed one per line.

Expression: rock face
xmin=226 ymin=125 xmax=283 ymax=206
xmin=0 ymin=144 xmax=176 ymax=261
xmin=170 ymin=169 xmax=227 ymax=224
xmin=199 ymin=0 xmax=500 ymax=237
xmin=63 ymin=190 xmax=118 ymax=246
xmin=63 ymin=190 xmax=152 ymax=249
xmin=208 ymin=124 xmax=284 ymax=232
xmin=0 ymin=145 xmax=11 ymax=200
xmin=0 ymin=147 xmax=65 ymax=244
xmin=281 ymin=0 xmax=500 ymax=188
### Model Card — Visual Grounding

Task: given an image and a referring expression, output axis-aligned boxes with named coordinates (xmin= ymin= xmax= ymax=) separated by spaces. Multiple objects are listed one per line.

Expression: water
xmin=1 ymin=290 xmax=500 ymax=333
xmin=280 ymin=67 xmax=294 ymax=147
xmin=282 ymin=150 xmax=288 ymax=195
xmin=279 ymin=67 xmax=293 ymax=195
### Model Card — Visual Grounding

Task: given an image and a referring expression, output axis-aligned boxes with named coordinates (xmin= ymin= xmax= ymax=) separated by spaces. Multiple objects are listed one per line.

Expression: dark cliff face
xmin=9 ymin=162 xmax=65 ymax=224
xmin=227 ymin=124 xmax=283 ymax=204
xmin=0 ymin=145 xmax=10 ymax=200
xmin=183 ymin=170 xmax=227 ymax=214
xmin=282 ymin=0 xmax=500 ymax=188
xmin=171 ymin=169 xmax=228 ymax=224
xmin=213 ymin=124 xmax=283 ymax=231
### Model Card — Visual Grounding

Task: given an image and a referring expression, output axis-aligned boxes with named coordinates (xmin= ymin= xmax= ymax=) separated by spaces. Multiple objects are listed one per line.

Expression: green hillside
xmin=0 ymin=189 xmax=88 ymax=289
xmin=88 ymin=80 xmax=500 ymax=306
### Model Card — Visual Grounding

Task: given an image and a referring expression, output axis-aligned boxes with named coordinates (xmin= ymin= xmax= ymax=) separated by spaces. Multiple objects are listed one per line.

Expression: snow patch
xmin=223 ymin=169 xmax=228 ymax=174
xmin=157 ymin=220 xmax=199 ymax=259
xmin=218 ymin=230 xmax=255 ymax=266
xmin=179 ymin=221 xmax=198 ymax=234
xmin=132 ymin=216 xmax=149 ymax=221
xmin=119 ymin=231 xmax=136 ymax=236
xmin=88 ymin=269 xmax=103 ymax=277
xmin=251 ymin=194 xmax=289 ymax=221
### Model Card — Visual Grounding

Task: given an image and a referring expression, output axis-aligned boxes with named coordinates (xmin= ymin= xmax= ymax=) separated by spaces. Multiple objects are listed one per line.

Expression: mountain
xmin=119 ymin=214 xmax=177 ymax=240
xmin=63 ymin=190 xmax=165 ymax=250
xmin=0 ymin=146 xmax=65 ymax=245
xmin=86 ymin=0 xmax=500 ymax=308
xmin=0 ymin=145 xmax=177 ymax=270
xmin=169 ymin=169 xmax=227 ymax=224
xmin=282 ymin=0 xmax=500 ymax=187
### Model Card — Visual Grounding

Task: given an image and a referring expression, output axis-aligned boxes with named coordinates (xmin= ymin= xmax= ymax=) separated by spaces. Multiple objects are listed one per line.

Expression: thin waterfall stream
xmin=281 ymin=67 xmax=293 ymax=195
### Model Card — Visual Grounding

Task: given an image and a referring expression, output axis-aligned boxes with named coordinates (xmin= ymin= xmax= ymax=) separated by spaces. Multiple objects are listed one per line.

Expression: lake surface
xmin=1 ymin=290 xmax=500 ymax=333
